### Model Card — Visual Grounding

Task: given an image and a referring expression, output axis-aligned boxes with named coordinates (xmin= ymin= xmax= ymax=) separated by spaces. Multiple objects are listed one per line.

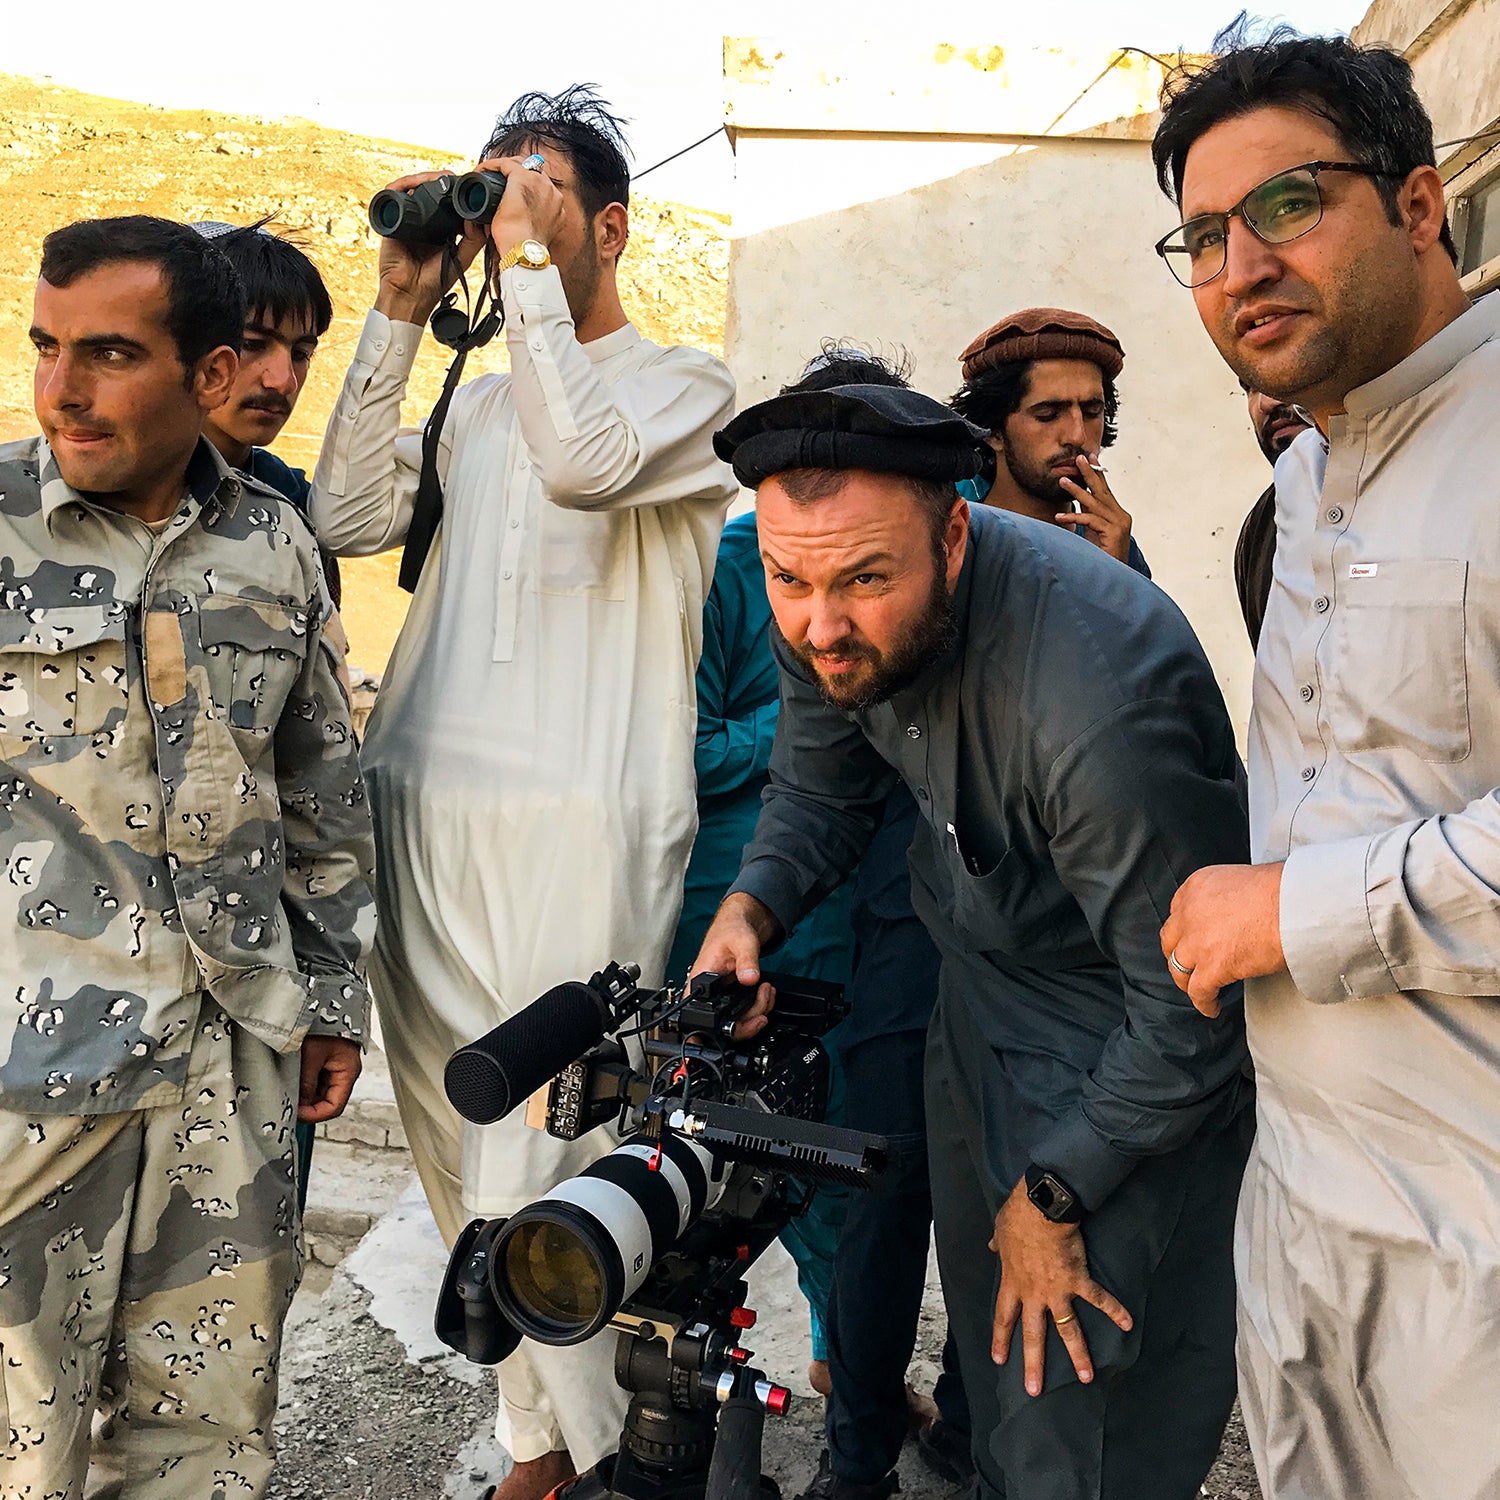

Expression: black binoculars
xmin=368 ymin=171 xmax=508 ymax=246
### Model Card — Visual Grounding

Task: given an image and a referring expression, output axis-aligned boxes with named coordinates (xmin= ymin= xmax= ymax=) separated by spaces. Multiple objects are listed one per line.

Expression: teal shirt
xmin=668 ymin=512 xmax=855 ymax=984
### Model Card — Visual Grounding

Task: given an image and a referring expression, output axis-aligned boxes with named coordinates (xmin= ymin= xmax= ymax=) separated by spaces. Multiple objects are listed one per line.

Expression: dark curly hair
xmin=780 ymin=339 xmax=913 ymax=395
xmin=1152 ymin=14 xmax=1456 ymax=261
xmin=482 ymin=85 xmax=631 ymax=222
xmin=950 ymin=361 xmax=1119 ymax=449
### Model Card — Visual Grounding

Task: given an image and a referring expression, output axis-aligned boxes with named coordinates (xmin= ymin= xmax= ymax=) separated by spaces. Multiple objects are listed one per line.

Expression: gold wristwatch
xmin=498 ymin=238 xmax=551 ymax=273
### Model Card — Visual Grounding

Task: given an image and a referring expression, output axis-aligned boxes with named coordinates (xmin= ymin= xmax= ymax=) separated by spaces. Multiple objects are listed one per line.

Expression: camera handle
xmin=704 ymin=1397 xmax=765 ymax=1500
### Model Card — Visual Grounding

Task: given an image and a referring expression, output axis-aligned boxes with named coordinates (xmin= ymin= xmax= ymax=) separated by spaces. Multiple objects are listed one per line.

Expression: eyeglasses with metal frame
xmin=1154 ymin=160 xmax=1407 ymax=289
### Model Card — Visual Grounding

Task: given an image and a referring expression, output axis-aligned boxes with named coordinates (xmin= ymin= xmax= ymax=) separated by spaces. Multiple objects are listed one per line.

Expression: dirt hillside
xmin=0 ymin=75 xmax=729 ymax=670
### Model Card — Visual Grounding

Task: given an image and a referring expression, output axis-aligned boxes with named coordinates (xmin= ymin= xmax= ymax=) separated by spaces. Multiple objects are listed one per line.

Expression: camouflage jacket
xmin=0 ymin=436 xmax=376 ymax=1114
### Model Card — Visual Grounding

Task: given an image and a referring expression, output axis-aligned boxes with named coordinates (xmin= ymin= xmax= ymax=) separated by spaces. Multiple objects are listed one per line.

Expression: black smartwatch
xmin=1025 ymin=1163 xmax=1086 ymax=1224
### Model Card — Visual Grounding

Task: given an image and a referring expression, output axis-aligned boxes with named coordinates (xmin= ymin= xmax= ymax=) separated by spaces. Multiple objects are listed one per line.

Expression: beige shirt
xmin=1247 ymin=291 xmax=1500 ymax=1228
xmin=308 ymin=268 xmax=735 ymax=1064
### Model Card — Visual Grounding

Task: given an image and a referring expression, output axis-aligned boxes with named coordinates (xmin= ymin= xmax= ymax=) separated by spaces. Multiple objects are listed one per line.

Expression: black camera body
xmin=435 ymin=963 xmax=888 ymax=1500
xmin=545 ymin=967 xmax=847 ymax=1145
xmin=368 ymin=169 xmax=510 ymax=245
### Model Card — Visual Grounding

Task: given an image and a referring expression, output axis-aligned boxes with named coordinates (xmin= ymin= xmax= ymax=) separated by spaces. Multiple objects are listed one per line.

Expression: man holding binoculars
xmin=309 ymin=87 xmax=737 ymax=1500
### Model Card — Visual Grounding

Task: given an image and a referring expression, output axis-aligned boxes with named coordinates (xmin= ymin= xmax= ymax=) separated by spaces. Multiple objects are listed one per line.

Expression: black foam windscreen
xmin=444 ymin=982 xmax=611 ymax=1125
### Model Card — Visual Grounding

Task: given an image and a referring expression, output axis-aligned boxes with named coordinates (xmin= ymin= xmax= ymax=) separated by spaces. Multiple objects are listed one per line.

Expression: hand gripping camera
xmin=436 ymin=963 xmax=889 ymax=1500
xmin=367 ymin=171 xmax=509 ymax=245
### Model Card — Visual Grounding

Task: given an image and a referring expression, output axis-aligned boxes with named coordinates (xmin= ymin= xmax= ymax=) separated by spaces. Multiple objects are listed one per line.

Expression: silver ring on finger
xmin=1168 ymin=949 xmax=1193 ymax=977
xmin=522 ymin=153 xmax=546 ymax=173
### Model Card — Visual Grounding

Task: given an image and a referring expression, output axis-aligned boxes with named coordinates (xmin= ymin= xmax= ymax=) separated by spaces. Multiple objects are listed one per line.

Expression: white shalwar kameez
xmin=310 ymin=265 xmax=735 ymax=1469
xmin=1243 ymin=292 xmax=1500 ymax=1500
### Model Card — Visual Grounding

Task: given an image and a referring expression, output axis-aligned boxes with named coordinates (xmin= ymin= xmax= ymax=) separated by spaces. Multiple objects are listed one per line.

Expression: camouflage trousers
xmin=0 ymin=1003 xmax=303 ymax=1499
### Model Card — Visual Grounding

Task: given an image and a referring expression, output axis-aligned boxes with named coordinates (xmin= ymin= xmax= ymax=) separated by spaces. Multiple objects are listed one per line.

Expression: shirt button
xmin=531 ymin=338 xmax=545 ymax=352
xmin=373 ymin=338 xmax=387 ymax=353
xmin=1326 ymin=506 xmax=1344 ymax=524
xmin=516 ymin=278 xmax=530 ymax=292
xmin=518 ymin=457 xmax=530 ymax=471
xmin=917 ymin=788 xmax=929 ymax=802
xmin=510 ymin=518 xmax=520 ymax=530
xmin=1314 ymin=595 xmax=1331 ymax=613
xmin=502 ymin=570 xmax=513 ymax=581
xmin=1301 ymin=766 xmax=1316 ymax=782
xmin=906 ymin=725 xmax=921 ymax=739
xmin=1300 ymin=683 xmax=1314 ymax=702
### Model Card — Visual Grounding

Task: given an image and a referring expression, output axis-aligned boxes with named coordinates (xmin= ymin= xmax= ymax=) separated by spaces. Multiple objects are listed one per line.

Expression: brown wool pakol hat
xmin=960 ymin=307 xmax=1125 ymax=383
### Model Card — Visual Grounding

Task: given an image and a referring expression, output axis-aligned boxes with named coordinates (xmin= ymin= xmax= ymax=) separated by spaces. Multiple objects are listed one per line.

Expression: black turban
xmin=714 ymin=384 xmax=989 ymax=491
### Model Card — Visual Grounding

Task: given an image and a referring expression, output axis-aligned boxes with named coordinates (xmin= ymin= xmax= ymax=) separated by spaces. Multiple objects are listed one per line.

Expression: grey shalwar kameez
xmin=1241 ymin=292 xmax=1500 ymax=1500
xmin=731 ymin=501 xmax=1254 ymax=1500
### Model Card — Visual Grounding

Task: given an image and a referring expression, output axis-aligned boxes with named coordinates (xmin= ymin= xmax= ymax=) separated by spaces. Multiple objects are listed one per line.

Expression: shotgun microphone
xmin=444 ymin=981 xmax=614 ymax=1125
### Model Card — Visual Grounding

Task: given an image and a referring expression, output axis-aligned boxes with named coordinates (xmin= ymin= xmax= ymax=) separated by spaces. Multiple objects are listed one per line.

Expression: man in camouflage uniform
xmin=0 ymin=216 xmax=376 ymax=1498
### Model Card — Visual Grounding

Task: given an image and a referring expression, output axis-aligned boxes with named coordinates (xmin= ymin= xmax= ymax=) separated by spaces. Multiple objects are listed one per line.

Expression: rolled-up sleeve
xmin=1033 ymin=697 xmax=1252 ymax=1210
xmin=501 ymin=266 xmax=737 ymax=512
xmin=308 ymin=310 xmax=433 ymax=556
xmin=729 ymin=637 xmax=895 ymax=939
xmin=1281 ymin=787 xmax=1500 ymax=1003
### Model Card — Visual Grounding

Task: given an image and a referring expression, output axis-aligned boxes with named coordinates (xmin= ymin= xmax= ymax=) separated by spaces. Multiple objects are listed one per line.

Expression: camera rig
xmin=435 ymin=963 xmax=889 ymax=1500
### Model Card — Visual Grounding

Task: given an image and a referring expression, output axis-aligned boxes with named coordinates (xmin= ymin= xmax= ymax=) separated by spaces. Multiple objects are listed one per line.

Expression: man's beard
xmin=775 ymin=555 xmax=958 ymax=713
xmin=1006 ymin=444 xmax=1085 ymax=508
xmin=1256 ymin=404 xmax=1304 ymax=464
xmin=1217 ymin=253 xmax=1421 ymax=415
xmin=560 ymin=239 xmax=603 ymax=325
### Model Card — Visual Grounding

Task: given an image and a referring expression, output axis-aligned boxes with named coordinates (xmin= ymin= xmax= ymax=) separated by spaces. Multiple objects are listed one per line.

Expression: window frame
xmin=1446 ymin=132 xmax=1500 ymax=295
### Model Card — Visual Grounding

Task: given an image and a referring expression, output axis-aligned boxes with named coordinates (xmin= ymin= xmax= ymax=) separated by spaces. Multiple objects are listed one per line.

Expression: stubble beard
xmin=561 ymin=239 xmax=604 ymax=327
xmin=1009 ymin=451 xmax=1078 ymax=510
xmin=1220 ymin=249 xmax=1418 ymax=410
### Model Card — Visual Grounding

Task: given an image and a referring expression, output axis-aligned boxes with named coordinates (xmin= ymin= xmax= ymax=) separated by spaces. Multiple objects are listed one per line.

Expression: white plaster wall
xmin=1355 ymin=0 xmax=1500 ymax=146
xmin=727 ymin=132 xmax=1267 ymax=734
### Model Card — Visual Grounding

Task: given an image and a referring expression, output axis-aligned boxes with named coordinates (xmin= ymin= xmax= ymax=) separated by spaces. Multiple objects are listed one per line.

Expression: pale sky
xmin=8 ymin=1 xmax=1374 ymax=210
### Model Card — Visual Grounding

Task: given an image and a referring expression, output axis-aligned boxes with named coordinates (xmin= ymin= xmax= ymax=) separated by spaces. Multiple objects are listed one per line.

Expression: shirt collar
xmin=1344 ymin=292 xmax=1500 ymax=420
xmin=583 ymin=322 xmax=641 ymax=365
xmin=39 ymin=436 xmax=242 ymax=534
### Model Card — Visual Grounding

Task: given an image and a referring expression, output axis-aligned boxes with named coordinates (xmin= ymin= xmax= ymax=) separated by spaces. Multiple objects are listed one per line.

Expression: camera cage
xmin=435 ymin=964 xmax=890 ymax=1500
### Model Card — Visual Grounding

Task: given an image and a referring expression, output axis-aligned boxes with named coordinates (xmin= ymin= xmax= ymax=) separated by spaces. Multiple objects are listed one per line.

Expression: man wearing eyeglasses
xmin=1151 ymin=24 xmax=1500 ymax=1499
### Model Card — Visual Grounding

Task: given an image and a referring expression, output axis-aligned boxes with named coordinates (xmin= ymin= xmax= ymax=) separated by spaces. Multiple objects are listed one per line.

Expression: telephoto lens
xmin=490 ymin=1134 xmax=726 ymax=1343
xmin=452 ymin=170 xmax=507 ymax=225
xmin=368 ymin=174 xmax=466 ymax=245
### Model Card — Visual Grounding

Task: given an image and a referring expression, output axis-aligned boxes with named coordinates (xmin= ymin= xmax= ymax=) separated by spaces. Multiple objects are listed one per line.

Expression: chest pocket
xmin=0 ymin=605 xmax=129 ymax=740
xmin=195 ymin=594 xmax=309 ymax=734
xmin=536 ymin=504 xmax=629 ymax=600
xmin=946 ymin=840 xmax=1062 ymax=963
xmin=1327 ymin=559 xmax=1469 ymax=763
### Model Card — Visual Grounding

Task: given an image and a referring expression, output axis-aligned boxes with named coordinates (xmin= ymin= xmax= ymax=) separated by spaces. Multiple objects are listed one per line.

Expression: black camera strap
xmin=397 ymin=255 xmax=504 ymax=594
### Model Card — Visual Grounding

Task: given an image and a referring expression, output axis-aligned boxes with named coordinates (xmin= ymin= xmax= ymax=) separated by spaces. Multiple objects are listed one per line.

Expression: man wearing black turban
xmin=692 ymin=385 xmax=1255 ymax=1500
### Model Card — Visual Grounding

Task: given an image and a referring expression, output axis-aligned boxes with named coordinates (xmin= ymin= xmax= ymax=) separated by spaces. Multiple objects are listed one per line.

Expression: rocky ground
xmin=0 ymin=73 xmax=729 ymax=673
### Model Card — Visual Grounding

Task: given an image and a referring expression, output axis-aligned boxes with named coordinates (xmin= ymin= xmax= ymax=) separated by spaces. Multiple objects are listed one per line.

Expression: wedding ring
xmin=522 ymin=153 xmax=546 ymax=172
xmin=1054 ymin=1313 xmax=1077 ymax=1326
xmin=1168 ymin=949 xmax=1193 ymax=977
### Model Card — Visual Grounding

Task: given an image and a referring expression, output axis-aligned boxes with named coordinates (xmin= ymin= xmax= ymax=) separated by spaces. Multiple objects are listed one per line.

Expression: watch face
xmin=522 ymin=239 xmax=548 ymax=265
xmin=1029 ymin=1172 xmax=1077 ymax=1221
